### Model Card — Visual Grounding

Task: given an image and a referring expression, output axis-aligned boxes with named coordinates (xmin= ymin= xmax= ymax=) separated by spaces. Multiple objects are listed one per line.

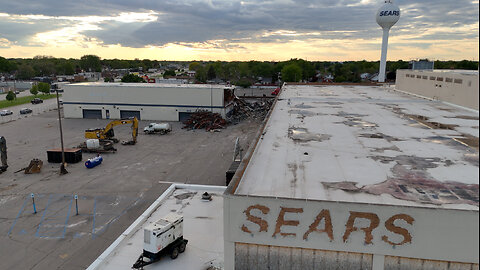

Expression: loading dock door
xmin=82 ymin=109 xmax=102 ymax=119
xmin=178 ymin=112 xmax=193 ymax=122
xmin=120 ymin=110 xmax=141 ymax=120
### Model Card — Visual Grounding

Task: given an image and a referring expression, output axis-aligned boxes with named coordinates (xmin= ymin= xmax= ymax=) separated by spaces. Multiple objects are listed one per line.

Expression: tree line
xmin=1 ymin=55 xmax=478 ymax=84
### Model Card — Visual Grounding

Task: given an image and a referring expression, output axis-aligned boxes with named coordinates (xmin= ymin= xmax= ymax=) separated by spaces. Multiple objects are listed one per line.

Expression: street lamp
xmin=56 ymin=89 xmax=68 ymax=175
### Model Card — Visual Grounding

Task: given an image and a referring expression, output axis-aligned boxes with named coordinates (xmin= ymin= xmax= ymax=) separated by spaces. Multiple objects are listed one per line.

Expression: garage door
xmin=82 ymin=109 xmax=102 ymax=119
xmin=120 ymin=110 xmax=141 ymax=120
xmin=178 ymin=112 xmax=193 ymax=122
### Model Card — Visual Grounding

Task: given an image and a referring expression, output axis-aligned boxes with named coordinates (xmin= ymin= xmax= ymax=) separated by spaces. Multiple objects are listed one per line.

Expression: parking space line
xmin=35 ymin=194 xmax=53 ymax=237
xmin=62 ymin=196 xmax=74 ymax=238
xmin=91 ymin=197 xmax=97 ymax=239
xmin=7 ymin=196 xmax=28 ymax=236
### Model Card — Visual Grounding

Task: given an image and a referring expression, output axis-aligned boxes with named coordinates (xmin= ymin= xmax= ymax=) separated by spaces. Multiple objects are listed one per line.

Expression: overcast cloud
xmin=0 ymin=0 xmax=478 ymax=59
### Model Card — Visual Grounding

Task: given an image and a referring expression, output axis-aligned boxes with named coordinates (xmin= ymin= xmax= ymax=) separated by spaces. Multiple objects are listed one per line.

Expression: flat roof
xmin=234 ymin=84 xmax=479 ymax=210
xmin=403 ymin=69 xmax=479 ymax=76
xmin=68 ymin=82 xmax=232 ymax=89
xmin=90 ymin=184 xmax=225 ymax=270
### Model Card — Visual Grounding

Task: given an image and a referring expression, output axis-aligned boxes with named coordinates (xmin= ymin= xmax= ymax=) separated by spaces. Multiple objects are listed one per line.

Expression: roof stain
xmin=288 ymin=109 xmax=317 ymax=117
xmin=288 ymin=127 xmax=331 ymax=143
xmin=294 ymin=103 xmax=315 ymax=109
xmin=323 ymin=155 xmax=479 ymax=206
xmin=360 ymin=133 xmax=402 ymax=142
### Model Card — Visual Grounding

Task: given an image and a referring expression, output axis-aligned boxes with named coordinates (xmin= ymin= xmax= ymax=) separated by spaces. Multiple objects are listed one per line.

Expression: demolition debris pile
xmin=183 ymin=98 xmax=274 ymax=131
xmin=183 ymin=111 xmax=227 ymax=131
xmin=227 ymin=98 xmax=274 ymax=124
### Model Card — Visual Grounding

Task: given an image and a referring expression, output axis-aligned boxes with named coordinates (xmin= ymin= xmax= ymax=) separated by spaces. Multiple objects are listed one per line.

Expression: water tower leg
xmin=378 ymin=28 xmax=390 ymax=83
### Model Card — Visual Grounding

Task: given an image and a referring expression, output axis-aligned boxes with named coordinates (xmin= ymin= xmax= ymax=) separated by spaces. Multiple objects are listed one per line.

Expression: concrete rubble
xmin=183 ymin=98 xmax=274 ymax=131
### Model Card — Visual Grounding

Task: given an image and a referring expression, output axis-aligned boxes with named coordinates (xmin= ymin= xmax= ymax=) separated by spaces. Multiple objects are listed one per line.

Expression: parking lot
xmin=0 ymin=108 xmax=262 ymax=269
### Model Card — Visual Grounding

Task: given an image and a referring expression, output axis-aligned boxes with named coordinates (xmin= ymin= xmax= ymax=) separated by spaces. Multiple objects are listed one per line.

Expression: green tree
xmin=30 ymin=85 xmax=39 ymax=96
xmin=6 ymin=91 xmax=15 ymax=101
xmin=121 ymin=73 xmax=144 ymax=83
xmin=163 ymin=69 xmax=176 ymax=78
xmin=80 ymin=55 xmax=102 ymax=72
xmin=38 ymin=82 xmax=50 ymax=94
xmin=207 ymin=65 xmax=216 ymax=80
xmin=17 ymin=65 xmax=35 ymax=80
xmin=0 ymin=57 xmax=15 ymax=73
xmin=189 ymin=62 xmax=201 ymax=71
xmin=281 ymin=64 xmax=302 ymax=82
xmin=234 ymin=80 xmax=252 ymax=88
xmin=195 ymin=66 xmax=207 ymax=83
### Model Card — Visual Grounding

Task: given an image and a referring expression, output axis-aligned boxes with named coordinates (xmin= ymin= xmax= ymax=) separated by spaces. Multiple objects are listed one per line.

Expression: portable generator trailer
xmin=132 ymin=213 xmax=188 ymax=269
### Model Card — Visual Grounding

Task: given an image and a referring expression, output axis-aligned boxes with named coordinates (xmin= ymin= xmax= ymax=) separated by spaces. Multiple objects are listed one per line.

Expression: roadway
xmin=1 ymin=92 xmax=59 ymax=124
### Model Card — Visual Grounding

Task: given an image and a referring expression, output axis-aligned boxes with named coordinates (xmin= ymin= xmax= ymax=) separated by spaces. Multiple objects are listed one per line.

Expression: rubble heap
xmin=183 ymin=98 xmax=274 ymax=131
xmin=226 ymin=98 xmax=274 ymax=124
xmin=182 ymin=110 xmax=227 ymax=131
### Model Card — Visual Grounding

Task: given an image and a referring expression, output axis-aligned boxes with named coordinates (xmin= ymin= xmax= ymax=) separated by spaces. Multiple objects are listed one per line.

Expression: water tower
xmin=376 ymin=0 xmax=400 ymax=82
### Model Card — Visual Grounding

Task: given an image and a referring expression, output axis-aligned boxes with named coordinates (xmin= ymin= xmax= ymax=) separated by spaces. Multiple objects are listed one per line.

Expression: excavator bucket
xmin=25 ymin=159 xmax=43 ymax=174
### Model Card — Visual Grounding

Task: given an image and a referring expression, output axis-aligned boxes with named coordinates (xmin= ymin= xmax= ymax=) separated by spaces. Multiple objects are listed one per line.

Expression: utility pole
xmin=56 ymin=89 xmax=68 ymax=175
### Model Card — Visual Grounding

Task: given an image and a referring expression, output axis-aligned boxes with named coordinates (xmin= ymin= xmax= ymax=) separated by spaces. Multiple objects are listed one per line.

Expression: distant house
xmin=360 ymin=73 xmax=380 ymax=82
xmin=186 ymin=70 xmax=196 ymax=77
xmin=409 ymin=59 xmax=434 ymax=70
xmin=76 ymin=72 xmax=101 ymax=82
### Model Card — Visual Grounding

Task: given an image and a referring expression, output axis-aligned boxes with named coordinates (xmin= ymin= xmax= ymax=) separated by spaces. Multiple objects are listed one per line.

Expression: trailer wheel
xmin=170 ymin=247 xmax=179 ymax=259
xmin=179 ymin=241 xmax=186 ymax=253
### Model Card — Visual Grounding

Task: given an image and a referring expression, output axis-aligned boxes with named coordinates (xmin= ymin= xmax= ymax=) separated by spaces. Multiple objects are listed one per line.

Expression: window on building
xmin=445 ymin=78 xmax=453 ymax=82
xmin=437 ymin=77 xmax=444 ymax=81
xmin=416 ymin=75 xmax=422 ymax=79
xmin=430 ymin=76 xmax=436 ymax=80
xmin=468 ymin=81 xmax=472 ymax=86
xmin=422 ymin=76 xmax=428 ymax=79
xmin=405 ymin=74 xmax=410 ymax=77
xmin=454 ymin=79 xmax=463 ymax=84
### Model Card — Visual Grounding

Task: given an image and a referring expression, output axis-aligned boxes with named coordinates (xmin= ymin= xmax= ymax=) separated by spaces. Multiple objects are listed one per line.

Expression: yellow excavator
xmin=85 ymin=117 xmax=139 ymax=145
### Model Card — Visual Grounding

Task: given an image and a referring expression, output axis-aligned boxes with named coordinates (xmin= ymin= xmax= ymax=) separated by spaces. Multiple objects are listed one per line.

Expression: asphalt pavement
xmin=1 ymin=93 xmax=59 ymax=124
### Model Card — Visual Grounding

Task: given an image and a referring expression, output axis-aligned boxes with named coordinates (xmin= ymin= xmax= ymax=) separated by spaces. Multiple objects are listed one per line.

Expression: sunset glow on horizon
xmin=0 ymin=0 xmax=478 ymax=61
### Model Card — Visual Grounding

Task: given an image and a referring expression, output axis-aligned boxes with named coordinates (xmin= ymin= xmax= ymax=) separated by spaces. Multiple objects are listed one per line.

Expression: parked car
xmin=31 ymin=98 xmax=43 ymax=104
xmin=0 ymin=109 xmax=13 ymax=116
xmin=14 ymin=90 xmax=20 ymax=94
xmin=271 ymin=87 xmax=280 ymax=95
xmin=20 ymin=108 xmax=32 ymax=114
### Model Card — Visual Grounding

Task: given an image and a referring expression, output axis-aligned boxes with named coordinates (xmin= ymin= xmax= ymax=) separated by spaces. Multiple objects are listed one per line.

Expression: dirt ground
xmin=0 ymin=109 xmax=261 ymax=269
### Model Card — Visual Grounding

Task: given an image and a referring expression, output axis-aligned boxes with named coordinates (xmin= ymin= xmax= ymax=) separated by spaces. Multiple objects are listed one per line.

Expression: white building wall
xmin=63 ymin=83 xmax=231 ymax=120
xmin=395 ymin=70 xmax=479 ymax=110
xmin=224 ymin=194 xmax=479 ymax=270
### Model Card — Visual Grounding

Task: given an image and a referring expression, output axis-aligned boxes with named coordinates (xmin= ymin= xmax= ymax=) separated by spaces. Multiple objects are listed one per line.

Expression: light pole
xmin=56 ymin=89 xmax=68 ymax=175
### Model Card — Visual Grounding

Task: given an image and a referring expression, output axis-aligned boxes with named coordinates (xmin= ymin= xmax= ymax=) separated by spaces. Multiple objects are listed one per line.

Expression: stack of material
xmin=183 ymin=110 xmax=227 ymax=131
xmin=227 ymin=98 xmax=274 ymax=124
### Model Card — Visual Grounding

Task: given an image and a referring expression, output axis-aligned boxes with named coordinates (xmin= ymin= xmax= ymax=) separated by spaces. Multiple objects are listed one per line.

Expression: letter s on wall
xmin=382 ymin=214 xmax=415 ymax=246
xmin=241 ymin=204 xmax=270 ymax=234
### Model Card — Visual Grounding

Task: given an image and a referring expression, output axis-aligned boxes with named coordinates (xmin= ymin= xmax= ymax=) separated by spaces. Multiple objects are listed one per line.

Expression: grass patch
xmin=0 ymin=94 xmax=58 ymax=109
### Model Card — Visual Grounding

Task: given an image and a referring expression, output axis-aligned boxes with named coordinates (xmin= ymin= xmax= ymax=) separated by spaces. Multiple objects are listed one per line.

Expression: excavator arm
xmin=0 ymin=136 xmax=7 ymax=172
xmin=85 ymin=118 xmax=138 ymax=145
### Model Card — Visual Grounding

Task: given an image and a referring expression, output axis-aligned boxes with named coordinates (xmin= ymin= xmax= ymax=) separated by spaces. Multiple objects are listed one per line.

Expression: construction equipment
xmin=143 ymin=123 xmax=172 ymax=135
xmin=15 ymin=159 xmax=43 ymax=174
xmin=0 ymin=136 xmax=7 ymax=173
xmin=85 ymin=117 xmax=138 ymax=145
xmin=78 ymin=139 xmax=116 ymax=153
xmin=133 ymin=213 xmax=188 ymax=269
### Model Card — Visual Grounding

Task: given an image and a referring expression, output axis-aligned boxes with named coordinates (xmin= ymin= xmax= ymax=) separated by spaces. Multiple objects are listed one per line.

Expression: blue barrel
xmin=85 ymin=156 xmax=103 ymax=168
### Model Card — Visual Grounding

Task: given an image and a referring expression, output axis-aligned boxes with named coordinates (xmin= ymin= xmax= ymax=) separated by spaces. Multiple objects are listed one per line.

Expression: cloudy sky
xmin=0 ymin=0 xmax=478 ymax=61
